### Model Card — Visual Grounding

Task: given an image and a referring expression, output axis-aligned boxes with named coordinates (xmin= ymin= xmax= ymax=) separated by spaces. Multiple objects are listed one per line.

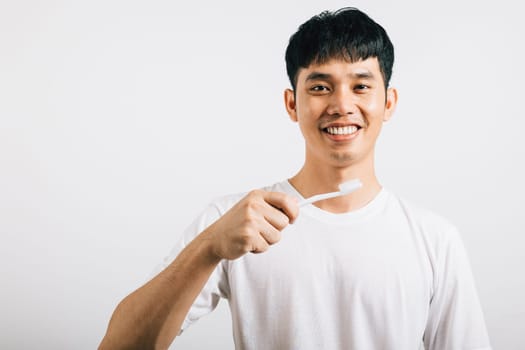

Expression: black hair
xmin=285 ymin=7 xmax=394 ymax=90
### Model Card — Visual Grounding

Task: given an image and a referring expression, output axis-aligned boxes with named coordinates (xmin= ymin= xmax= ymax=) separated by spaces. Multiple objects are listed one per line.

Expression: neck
xmin=289 ymin=158 xmax=381 ymax=214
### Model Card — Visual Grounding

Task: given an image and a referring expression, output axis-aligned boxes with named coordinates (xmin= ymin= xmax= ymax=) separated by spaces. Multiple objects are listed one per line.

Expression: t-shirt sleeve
xmin=152 ymin=201 xmax=231 ymax=335
xmin=423 ymin=226 xmax=492 ymax=350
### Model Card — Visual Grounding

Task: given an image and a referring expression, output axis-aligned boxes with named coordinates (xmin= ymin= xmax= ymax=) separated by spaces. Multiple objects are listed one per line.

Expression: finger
xmin=263 ymin=191 xmax=300 ymax=224
xmin=258 ymin=222 xmax=282 ymax=245
xmin=249 ymin=234 xmax=270 ymax=254
xmin=255 ymin=196 xmax=290 ymax=229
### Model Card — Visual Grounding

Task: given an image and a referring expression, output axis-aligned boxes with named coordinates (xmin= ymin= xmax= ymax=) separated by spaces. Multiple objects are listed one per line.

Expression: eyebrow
xmin=304 ymin=70 xmax=376 ymax=82
xmin=305 ymin=72 xmax=331 ymax=82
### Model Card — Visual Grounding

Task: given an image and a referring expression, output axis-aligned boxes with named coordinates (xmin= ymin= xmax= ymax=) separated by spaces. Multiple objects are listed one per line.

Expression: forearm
xmin=99 ymin=189 xmax=298 ymax=349
xmin=99 ymin=230 xmax=222 ymax=350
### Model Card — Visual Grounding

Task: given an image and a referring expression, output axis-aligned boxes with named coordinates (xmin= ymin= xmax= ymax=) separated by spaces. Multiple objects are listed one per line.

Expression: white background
xmin=1 ymin=0 xmax=524 ymax=349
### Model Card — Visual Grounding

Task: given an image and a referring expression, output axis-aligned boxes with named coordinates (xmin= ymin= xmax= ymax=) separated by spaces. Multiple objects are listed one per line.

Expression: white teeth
xmin=326 ymin=126 xmax=358 ymax=135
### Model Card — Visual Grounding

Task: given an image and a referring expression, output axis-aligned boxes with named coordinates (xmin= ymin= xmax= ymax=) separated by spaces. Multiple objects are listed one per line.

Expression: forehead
xmin=297 ymin=57 xmax=382 ymax=84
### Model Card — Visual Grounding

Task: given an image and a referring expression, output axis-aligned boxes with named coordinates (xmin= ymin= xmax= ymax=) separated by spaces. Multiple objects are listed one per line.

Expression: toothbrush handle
xmin=299 ymin=191 xmax=341 ymax=207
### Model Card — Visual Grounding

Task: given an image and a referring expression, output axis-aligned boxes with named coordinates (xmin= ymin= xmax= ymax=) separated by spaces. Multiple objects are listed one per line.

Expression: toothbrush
xmin=298 ymin=179 xmax=363 ymax=207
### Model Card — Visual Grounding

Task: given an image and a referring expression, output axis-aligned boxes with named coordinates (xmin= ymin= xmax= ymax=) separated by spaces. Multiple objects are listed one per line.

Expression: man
xmin=100 ymin=7 xmax=491 ymax=350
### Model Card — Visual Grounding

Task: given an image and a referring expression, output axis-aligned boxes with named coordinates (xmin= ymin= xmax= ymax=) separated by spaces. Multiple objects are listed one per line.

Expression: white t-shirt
xmin=160 ymin=181 xmax=491 ymax=350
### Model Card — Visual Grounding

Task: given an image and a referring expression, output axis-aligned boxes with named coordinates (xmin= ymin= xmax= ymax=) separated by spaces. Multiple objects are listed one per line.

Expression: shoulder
xmin=385 ymin=190 xmax=470 ymax=279
xmin=208 ymin=180 xmax=292 ymax=215
xmin=385 ymin=190 xmax=461 ymax=245
xmin=175 ymin=180 xmax=287 ymax=244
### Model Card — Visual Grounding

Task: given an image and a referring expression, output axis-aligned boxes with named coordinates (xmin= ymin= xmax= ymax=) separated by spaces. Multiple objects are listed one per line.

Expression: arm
xmin=423 ymin=227 xmax=491 ymax=350
xmin=99 ymin=190 xmax=299 ymax=350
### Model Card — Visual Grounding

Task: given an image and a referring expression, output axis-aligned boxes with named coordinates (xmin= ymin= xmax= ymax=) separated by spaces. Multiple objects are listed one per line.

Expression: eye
xmin=354 ymin=84 xmax=369 ymax=91
xmin=309 ymin=85 xmax=331 ymax=94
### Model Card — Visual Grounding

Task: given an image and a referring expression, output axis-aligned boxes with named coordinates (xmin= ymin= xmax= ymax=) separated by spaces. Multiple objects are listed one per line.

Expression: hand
xmin=202 ymin=190 xmax=299 ymax=260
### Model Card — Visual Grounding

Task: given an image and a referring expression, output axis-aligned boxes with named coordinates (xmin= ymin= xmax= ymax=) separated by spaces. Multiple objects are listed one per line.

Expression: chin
xmin=329 ymin=151 xmax=355 ymax=162
xmin=328 ymin=152 xmax=358 ymax=167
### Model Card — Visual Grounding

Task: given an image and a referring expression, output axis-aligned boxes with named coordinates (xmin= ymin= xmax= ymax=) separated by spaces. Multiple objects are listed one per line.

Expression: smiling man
xmin=100 ymin=8 xmax=491 ymax=350
xmin=284 ymin=58 xmax=397 ymax=214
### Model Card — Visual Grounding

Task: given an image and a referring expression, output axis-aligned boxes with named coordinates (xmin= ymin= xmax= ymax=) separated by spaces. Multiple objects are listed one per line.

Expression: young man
xmin=100 ymin=8 xmax=491 ymax=350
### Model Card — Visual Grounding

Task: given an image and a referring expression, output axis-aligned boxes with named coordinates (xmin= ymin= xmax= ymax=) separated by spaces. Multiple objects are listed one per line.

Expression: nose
xmin=326 ymin=87 xmax=357 ymax=116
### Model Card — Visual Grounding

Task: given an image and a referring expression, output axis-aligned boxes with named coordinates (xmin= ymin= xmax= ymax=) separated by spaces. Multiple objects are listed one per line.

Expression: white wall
xmin=1 ymin=0 xmax=523 ymax=349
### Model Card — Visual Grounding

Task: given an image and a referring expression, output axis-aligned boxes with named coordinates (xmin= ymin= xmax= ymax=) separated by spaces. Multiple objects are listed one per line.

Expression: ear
xmin=383 ymin=87 xmax=398 ymax=122
xmin=284 ymin=89 xmax=298 ymax=122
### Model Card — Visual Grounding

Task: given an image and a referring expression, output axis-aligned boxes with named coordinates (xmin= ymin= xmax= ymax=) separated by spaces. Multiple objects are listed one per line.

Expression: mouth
xmin=321 ymin=121 xmax=363 ymax=141
xmin=323 ymin=125 xmax=361 ymax=136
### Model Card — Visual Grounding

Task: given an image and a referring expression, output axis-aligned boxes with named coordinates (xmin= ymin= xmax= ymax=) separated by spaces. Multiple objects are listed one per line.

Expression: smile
xmin=324 ymin=125 xmax=359 ymax=135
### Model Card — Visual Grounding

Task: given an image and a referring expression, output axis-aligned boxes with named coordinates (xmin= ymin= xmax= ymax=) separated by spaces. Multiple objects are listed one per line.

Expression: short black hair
xmin=285 ymin=7 xmax=394 ymax=90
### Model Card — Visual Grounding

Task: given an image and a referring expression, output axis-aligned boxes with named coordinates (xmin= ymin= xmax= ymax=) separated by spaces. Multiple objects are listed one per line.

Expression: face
xmin=284 ymin=58 xmax=398 ymax=169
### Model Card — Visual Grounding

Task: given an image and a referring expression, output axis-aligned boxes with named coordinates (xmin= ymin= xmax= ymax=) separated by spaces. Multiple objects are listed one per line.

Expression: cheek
xmin=298 ymin=118 xmax=318 ymax=137
xmin=296 ymin=101 xmax=320 ymax=125
xmin=363 ymin=97 xmax=386 ymax=123
xmin=363 ymin=94 xmax=382 ymax=111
